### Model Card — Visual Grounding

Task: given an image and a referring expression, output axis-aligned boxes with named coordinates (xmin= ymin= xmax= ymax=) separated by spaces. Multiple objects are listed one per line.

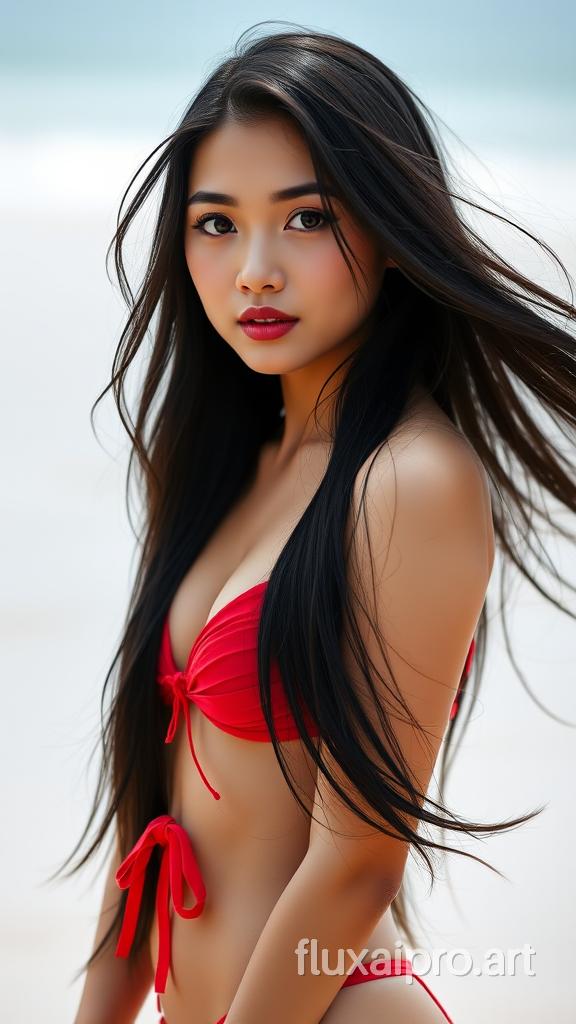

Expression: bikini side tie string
xmin=115 ymin=814 xmax=207 ymax=993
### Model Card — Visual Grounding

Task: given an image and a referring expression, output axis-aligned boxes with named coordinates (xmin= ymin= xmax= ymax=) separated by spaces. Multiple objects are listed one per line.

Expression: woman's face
xmin=184 ymin=114 xmax=392 ymax=375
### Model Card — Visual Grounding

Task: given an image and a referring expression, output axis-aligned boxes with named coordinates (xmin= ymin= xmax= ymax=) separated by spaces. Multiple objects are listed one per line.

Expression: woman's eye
xmin=287 ymin=209 xmax=332 ymax=231
xmin=191 ymin=213 xmax=235 ymax=236
xmin=190 ymin=208 xmax=335 ymax=237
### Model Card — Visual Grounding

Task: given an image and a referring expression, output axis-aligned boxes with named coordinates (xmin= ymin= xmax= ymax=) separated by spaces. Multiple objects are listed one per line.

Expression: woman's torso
xmin=149 ymin=386 xmax=462 ymax=1023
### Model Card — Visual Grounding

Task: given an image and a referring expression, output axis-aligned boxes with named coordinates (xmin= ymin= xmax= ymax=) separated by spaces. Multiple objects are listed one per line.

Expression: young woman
xmin=61 ymin=23 xmax=575 ymax=1024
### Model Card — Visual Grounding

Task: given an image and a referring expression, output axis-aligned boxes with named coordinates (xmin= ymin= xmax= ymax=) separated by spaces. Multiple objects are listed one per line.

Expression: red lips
xmin=238 ymin=305 xmax=298 ymax=322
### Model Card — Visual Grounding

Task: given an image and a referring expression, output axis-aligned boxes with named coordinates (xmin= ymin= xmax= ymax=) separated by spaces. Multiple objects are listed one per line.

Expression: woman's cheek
xmin=317 ymin=242 xmax=358 ymax=297
xmin=186 ymin=251 xmax=227 ymax=300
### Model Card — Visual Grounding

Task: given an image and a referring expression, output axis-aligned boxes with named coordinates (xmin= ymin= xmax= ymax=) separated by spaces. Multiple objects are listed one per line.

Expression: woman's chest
xmin=166 ymin=440 xmax=331 ymax=674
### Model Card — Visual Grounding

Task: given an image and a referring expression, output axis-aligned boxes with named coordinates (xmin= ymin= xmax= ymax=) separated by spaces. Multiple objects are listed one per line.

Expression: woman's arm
xmin=223 ymin=845 xmax=398 ymax=1024
xmin=224 ymin=430 xmax=494 ymax=1024
xmin=73 ymin=835 xmax=153 ymax=1024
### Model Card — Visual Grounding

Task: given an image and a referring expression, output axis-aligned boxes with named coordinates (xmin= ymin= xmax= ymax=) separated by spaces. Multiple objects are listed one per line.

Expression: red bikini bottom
xmin=155 ymin=957 xmax=454 ymax=1023
xmin=114 ymin=815 xmax=454 ymax=1024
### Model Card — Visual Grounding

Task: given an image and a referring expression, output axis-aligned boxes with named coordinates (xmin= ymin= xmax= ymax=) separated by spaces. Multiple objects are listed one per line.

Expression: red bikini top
xmin=157 ymin=580 xmax=475 ymax=799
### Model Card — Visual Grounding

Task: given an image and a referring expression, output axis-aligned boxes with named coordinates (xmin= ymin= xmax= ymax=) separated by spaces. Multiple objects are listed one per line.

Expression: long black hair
xmin=50 ymin=22 xmax=576 ymax=976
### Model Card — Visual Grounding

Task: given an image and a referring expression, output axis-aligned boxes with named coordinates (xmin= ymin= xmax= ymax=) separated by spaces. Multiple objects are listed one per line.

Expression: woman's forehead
xmin=187 ymin=115 xmax=315 ymax=187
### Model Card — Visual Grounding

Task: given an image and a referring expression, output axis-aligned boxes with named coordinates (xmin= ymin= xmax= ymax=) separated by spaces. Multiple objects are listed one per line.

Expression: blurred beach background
xmin=1 ymin=2 xmax=575 ymax=1021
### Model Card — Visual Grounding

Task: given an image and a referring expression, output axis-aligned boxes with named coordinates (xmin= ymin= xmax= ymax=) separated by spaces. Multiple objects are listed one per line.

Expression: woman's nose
xmin=236 ymin=245 xmax=284 ymax=292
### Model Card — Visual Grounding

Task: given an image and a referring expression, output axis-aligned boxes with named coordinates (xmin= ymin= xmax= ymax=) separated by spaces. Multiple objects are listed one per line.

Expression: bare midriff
xmin=149 ymin=704 xmax=403 ymax=1024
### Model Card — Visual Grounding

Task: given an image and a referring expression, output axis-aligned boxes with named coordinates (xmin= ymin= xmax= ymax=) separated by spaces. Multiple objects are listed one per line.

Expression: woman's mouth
xmin=239 ymin=319 xmax=299 ymax=341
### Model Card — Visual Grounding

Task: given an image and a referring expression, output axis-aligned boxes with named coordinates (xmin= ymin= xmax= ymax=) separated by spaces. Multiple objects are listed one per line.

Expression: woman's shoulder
xmin=366 ymin=386 xmax=489 ymax=487
xmin=353 ymin=389 xmax=494 ymax=560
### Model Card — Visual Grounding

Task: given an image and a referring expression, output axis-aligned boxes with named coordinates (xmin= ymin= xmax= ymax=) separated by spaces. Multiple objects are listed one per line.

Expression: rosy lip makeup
xmin=239 ymin=320 xmax=299 ymax=340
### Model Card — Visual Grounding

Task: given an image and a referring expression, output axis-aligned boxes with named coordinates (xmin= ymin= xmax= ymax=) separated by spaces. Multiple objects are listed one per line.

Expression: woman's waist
xmin=114 ymin=811 xmax=307 ymax=992
xmin=148 ymin=888 xmax=275 ymax=970
xmin=168 ymin=787 xmax=310 ymax=875
xmin=178 ymin=835 xmax=308 ymax=920
xmin=115 ymin=811 xmax=406 ymax=1007
xmin=143 ymin=812 xmax=402 ymax=967
xmin=148 ymin=874 xmax=292 ymax=1023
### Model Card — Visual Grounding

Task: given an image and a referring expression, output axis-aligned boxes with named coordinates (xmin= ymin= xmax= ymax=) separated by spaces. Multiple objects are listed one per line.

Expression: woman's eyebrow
xmin=186 ymin=182 xmax=337 ymax=206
